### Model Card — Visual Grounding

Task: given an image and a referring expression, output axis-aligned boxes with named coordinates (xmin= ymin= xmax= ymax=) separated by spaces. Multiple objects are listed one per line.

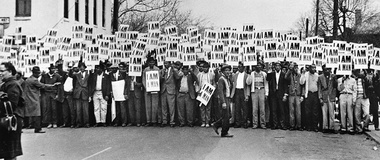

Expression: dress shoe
xmin=47 ymin=124 xmax=53 ymax=129
xmin=243 ymin=124 xmax=248 ymax=129
xmin=93 ymin=124 xmax=98 ymax=127
xmin=160 ymin=124 xmax=166 ymax=127
xmin=122 ymin=123 xmax=127 ymax=127
xmin=70 ymin=125 xmax=75 ymax=128
xmin=53 ymin=124 xmax=58 ymax=128
xmin=205 ymin=124 xmax=210 ymax=128
xmin=221 ymin=134 xmax=233 ymax=138
xmin=261 ymin=126 xmax=267 ymax=129
xmin=144 ymin=123 xmax=150 ymax=127
xmin=113 ymin=124 xmax=118 ymax=127
xmin=75 ymin=124 xmax=81 ymax=128
xmin=85 ymin=124 xmax=90 ymax=128
xmin=212 ymin=123 xmax=219 ymax=135
xmin=179 ymin=124 xmax=185 ymax=127
xmin=170 ymin=124 xmax=175 ymax=128
xmin=34 ymin=129 xmax=46 ymax=133
xmin=252 ymin=126 xmax=258 ymax=129
xmin=289 ymin=128 xmax=294 ymax=131
xmin=376 ymin=128 xmax=380 ymax=131
xmin=59 ymin=124 xmax=66 ymax=128
xmin=201 ymin=123 xmax=206 ymax=127
xmin=364 ymin=128 xmax=371 ymax=132
xmin=103 ymin=124 xmax=107 ymax=127
xmin=314 ymin=128 xmax=319 ymax=132
xmin=136 ymin=124 xmax=141 ymax=127
xmin=127 ymin=123 xmax=133 ymax=127
xmin=299 ymin=128 xmax=304 ymax=131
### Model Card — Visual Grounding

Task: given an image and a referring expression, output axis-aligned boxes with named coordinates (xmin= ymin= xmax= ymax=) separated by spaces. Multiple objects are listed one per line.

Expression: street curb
xmin=364 ymin=131 xmax=380 ymax=145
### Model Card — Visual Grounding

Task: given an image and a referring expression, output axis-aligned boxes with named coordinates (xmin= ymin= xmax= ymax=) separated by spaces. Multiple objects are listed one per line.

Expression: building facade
xmin=0 ymin=0 xmax=112 ymax=38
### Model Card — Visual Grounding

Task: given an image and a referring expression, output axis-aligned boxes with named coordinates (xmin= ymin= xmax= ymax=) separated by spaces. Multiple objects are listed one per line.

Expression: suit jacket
xmin=125 ymin=76 xmax=143 ymax=98
xmin=177 ymin=72 xmax=198 ymax=99
xmin=160 ymin=67 xmax=180 ymax=95
xmin=266 ymin=71 xmax=287 ymax=97
xmin=89 ymin=72 xmax=112 ymax=99
xmin=285 ymin=71 xmax=303 ymax=96
xmin=72 ymin=70 xmax=90 ymax=100
xmin=318 ymin=74 xmax=337 ymax=102
xmin=230 ymin=72 xmax=250 ymax=99
xmin=217 ymin=74 xmax=231 ymax=105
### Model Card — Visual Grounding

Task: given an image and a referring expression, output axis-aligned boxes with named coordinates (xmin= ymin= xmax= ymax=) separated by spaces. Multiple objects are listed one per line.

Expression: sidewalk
xmin=365 ymin=124 xmax=380 ymax=144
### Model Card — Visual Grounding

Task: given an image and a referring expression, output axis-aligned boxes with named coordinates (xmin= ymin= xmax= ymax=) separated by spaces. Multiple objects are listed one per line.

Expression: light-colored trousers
xmin=251 ymin=88 xmax=265 ymax=128
xmin=355 ymin=97 xmax=370 ymax=132
xmin=93 ymin=91 xmax=107 ymax=123
xmin=340 ymin=94 xmax=354 ymax=131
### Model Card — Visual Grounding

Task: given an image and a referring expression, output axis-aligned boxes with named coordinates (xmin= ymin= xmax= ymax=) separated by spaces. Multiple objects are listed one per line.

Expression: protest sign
xmin=352 ymin=48 xmax=368 ymax=69
xmin=147 ymin=21 xmax=160 ymax=31
xmin=263 ymin=41 xmax=277 ymax=63
xmin=371 ymin=48 xmax=380 ymax=70
xmin=323 ymin=46 xmax=339 ymax=68
xmin=145 ymin=71 xmax=160 ymax=92
xmin=286 ymin=40 xmax=300 ymax=62
xmin=243 ymin=44 xmax=257 ymax=66
xmin=112 ymin=80 xmax=126 ymax=101
xmin=337 ymin=55 xmax=353 ymax=75
xmin=166 ymin=41 xmax=179 ymax=61
xmin=196 ymin=83 xmax=216 ymax=106
xmin=299 ymin=44 xmax=313 ymax=65
xmin=164 ymin=25 xmax=177 ymax=36
xmin=119 ymin=24 xmax=129 ymax=32
xmin=242 ymin=24 xmax=255 ymax=32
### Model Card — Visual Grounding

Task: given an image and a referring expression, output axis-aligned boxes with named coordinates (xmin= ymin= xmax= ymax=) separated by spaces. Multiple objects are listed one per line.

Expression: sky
xmin=180 ymin=0 xmax=317 ymax=31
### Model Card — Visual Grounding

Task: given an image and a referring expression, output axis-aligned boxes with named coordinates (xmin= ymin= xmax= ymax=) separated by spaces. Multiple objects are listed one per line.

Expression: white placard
xmin=145 ymin=71 xmax=160 ymax=92
xmin=196 ymin=83 xmax=216 ymax=106
xmin=112 ymin=80 xmax=126 ymax=101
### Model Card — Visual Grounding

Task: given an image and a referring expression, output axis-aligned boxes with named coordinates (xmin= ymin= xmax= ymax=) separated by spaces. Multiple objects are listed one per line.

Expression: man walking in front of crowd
xmin=176 ymin=66 xmax=198 ymax=127
xmin=285 ymin=62 xmax=303 ymax=131
xmin=337 ymin=71 xmax=357 ymax=134
xmin=110 ymin=62 xmax=128 ymax=127
xmin=231 ymin=62 xmax=249 ymax=128
xmin=318 ymin=65 xmax=338 ymax=133
xmin=197 ymin=61 xmax=215 ymax=128
xmin=89 ymin=64 xmax=111 ymax=127
xmin=366 ymin=69 xmax=380 ymax=131
xmin=267 ymin=62 xmax=287 ymax=130
xmin=300 ymin=64 xmax=320 ymax=132
xmin=212 ymin=64 xmax=233 ymax=137
xmin=40 ymin=64 xmax=62 ymax=128
xmin=160 ymin=61 xmax=180 ymax=127
xmin=247 ymin=62 xmax=268 ymax=129
xmin=72 ymin=62 xmax=90 ymax=128
xmin=353 ymin=69 xmax=370 ymax=133
xmin=143 ymin=57 xmax=161 ymax=126
xmin=24 ymin=66 xmax=58 ymax=133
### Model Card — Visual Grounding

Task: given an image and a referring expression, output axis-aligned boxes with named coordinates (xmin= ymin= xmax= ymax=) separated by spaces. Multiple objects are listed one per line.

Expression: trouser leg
xmin=186 ymin=95 xmax=194 ymax=125
xmin=177 ymin=94 xmax=186 ymax=125
xmin=145 ymin=93 xmax=152 ymax=123
xmin=258 ymin=89 xmax=266 ymax=127
xmin=161 ymin=92 xmax=168 ymax=124
xmin=151 ymin=93 xmax=159 ymax=123
xmin=168 ymin=93 xmax=176 ymax=125
xmin=289 ymin=96 xmax=296 ymax=128
xmin=251 ymin=92 xmax=258 ymax=127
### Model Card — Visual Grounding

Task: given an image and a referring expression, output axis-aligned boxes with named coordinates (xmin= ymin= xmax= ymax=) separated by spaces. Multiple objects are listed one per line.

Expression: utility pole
xmin=112 ymin=0 xmax=119 ymax=34
xmin=315 ymin=0 xmax=319 ymax=36
xmin=332 ymin=0 xmax=339 ymax=40
xmin=306 ymin=18 xmax=309 ymax=38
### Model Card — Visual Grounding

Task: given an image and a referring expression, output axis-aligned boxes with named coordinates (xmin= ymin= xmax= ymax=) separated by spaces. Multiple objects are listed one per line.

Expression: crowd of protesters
xmin=13 ymin=57 xmax=380 ymax=138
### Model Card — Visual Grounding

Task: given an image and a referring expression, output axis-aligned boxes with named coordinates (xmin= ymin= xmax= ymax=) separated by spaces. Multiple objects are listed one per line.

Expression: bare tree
xmin=115 ymin=0 xmax=209 ymax=33
xmin=293 ymin=0 xmax=380 ymax=36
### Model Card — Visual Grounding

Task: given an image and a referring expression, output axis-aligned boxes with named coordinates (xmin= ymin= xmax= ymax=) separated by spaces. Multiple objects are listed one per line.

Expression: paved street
xmin=17 ymin=126 xmax=380 ymax=160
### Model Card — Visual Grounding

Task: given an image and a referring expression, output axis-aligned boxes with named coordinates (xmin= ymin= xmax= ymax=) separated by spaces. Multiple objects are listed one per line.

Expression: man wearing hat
xmin=196 ymin=60 xmax=215 ymax=127
xmin=57 ymin=61 xmax=76 ymax=128
xmin=266 ymin=61 xmax=287 ymax=130
xmin=247 ymin=62 xmax=269 ymax=129
xmin=23 ymin=66 xmax=58 ymax=133
xmin=212 ymin=64 xmax=233 ymax=137
xmin=89 ymin=64 xmax=111 ymax=127
xmin=109 ymin=62 xmax=129 ymax=127
xmin=230 ymin=62 xmax=249 ymax=128
xmin=160 ymin=61 xmax=180 ymax=127
xmin=176 ymin=65 xmax=198 ymax=127
xmin=317 ymin=65 xmax=338 ymax=133
xmin=285 ymin=62 xmax=304 ymax=131
xmin=72 ymin=62 xmax=91 ymax=128
xmin=40 ymin=63 xmax=62 ymax=128
xmin=143 ymin=57 xmax=161 ymax=126
xmin=366 ymin=69 xmax=380 ymax=131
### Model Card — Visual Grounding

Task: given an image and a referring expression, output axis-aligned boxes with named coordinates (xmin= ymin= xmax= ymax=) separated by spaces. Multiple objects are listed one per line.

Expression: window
xmin=16 ymin=0 xmax=31 ymax=17
xmin=85 ymin=0 xmax=89 ymax=24
xmin=93 ymin=0 xmax=97 ymax=25
xmin=64 ymin=0 xmax=69 ymax=18
xmin=75 ymin=0 xmax=79 ymax=21
xmin=102 ymin=0 xmax=105 ymax=27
